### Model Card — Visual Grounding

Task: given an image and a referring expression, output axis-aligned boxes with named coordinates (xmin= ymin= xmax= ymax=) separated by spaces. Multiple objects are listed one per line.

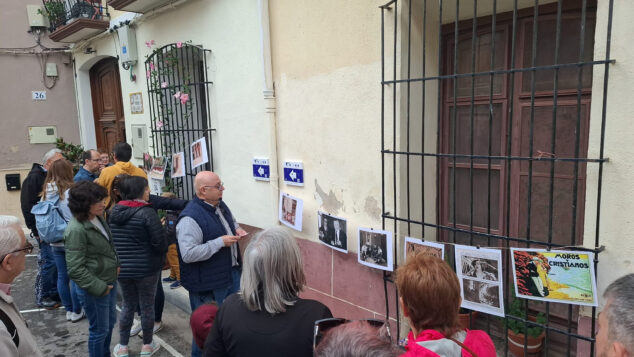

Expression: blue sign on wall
xmin=252 ymin=158 xmax=270 ymax=181
xmin=283 ymin=161 xmax=304 ymax=186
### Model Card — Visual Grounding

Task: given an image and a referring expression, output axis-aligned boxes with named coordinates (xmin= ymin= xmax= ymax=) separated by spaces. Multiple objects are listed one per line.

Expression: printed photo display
xmin=404 ymin=237 xmax=444 ymax=261
xmin=357 ymin=228 xmax=393 ymax=272
xmin=171 ymin=152 xmax=185 ymax=178
xmin=143 ymin=152 xmax=154 ymax=172
xmin=149 ymin=156 xmax=167 ymax=180
xmin=317 ymin=211 xmax=348 ymax=253
xmin=149 ymin=178 xmax=164 ymax=195
xmin=511 ymin=248 xmax=598 ymax=306
xmin=190 ymin=137 xmax=209 ymax=169
xmin=278 ymin=192 xmax=303 ymax=231
xmin=454 ymin=245 xmax=505 ymax=317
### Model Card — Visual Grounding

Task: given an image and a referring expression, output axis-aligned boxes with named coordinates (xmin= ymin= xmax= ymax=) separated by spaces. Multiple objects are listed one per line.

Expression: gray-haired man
xmin=0 ymin=216 xmax=42 ymax=356
xmin=19 ymin=148 xmax=63 ymax=309
xmin=596 ymin=274 xmax=634 ymax=357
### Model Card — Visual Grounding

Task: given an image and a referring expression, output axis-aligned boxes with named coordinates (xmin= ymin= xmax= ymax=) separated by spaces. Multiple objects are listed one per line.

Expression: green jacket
xmin=64 ymin=216 xmax=120 ymax=297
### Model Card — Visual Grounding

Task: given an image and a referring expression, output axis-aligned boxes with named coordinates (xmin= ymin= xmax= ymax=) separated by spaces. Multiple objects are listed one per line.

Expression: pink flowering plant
xmin=144 ymin=39 xmax=196 ymax=137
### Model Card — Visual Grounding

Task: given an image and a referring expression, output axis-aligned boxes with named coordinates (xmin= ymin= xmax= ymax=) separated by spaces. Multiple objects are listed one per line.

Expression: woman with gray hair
xmin=203 ymin=226 xmax=332 ymax=356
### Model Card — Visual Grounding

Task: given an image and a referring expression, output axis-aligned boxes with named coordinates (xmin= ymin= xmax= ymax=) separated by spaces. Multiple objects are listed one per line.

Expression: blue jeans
xmin=52 ymin=247 xmax=81 ymax=313
xmin=189 ymin=266 xmax=241 ymax=357
xmin=76 ymin=283 xmax=117 ymax=357
xmin=35 ymin=241 xmax=58 ymax=304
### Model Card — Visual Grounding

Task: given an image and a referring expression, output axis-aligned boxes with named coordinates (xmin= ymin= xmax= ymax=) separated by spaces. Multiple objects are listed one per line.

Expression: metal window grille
xmin=379 ymin=0 xmax=614 ymax=355
xmin=146 ymin=43 xmax=214 ymax=199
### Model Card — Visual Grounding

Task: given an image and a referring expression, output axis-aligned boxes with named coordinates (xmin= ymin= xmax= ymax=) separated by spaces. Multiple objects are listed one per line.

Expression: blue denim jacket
xmin=73 ymin=167 xmax=98 ymax=182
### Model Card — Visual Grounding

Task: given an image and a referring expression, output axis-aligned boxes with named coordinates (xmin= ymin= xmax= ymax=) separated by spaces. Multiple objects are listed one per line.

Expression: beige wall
xmin=0 ymin=0 xmax=80 ymax=170
xmin=270 ymin=0 xmax=386 ymax=247
xmin=584 ymin=0 xmax=634 ymax=308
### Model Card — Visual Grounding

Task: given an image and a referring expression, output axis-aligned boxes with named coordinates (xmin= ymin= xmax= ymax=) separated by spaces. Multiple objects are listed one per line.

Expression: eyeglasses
xmin=203 ymin=183 xmax=225 ymax=191
xmin=313 ymin=318 xmax=390 ymax=351
xmin=0 ymin=242 xmax=34 ymax=262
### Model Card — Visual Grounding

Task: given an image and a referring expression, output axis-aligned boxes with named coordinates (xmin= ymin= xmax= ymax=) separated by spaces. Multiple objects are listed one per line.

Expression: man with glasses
xmin=176 ymin=171 xmax=247 ymax=357
xmin=0 ymin=216 xmax=42 ymax=356
xmin=74 ymin=150 xmax=101 ymax=182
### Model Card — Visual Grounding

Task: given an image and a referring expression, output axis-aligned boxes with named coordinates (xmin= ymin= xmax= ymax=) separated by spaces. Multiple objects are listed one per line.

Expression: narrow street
xmin=15 ymin=234 xmax=194 ymax=357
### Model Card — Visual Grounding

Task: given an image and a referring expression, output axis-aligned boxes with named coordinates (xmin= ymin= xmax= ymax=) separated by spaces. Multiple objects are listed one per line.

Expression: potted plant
xmin=506 ymin=294 xmax=546 ymax=356
xmin=458 ymin=308 xmax=479 ymax=330
xmin=40 ymin=0 xmax=66 ymax=30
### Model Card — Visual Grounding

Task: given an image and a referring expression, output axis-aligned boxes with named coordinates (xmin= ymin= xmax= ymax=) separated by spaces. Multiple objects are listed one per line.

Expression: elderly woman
xmin=203 ymin=227 xmax=332 ymax=356
xmin=65 ymin=181 xmax=119 ymax=357
xmin=397 ymin=254 xmax=495 ymax=357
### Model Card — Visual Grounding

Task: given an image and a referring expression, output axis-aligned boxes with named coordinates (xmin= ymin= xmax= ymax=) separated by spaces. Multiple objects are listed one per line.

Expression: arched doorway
xmin=89 ymin=57 xmax=126 ymax=155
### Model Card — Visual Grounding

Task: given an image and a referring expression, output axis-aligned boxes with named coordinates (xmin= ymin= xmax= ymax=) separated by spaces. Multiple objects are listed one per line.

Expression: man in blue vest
xmin=176 ymin=171 xmax=247 ymax=357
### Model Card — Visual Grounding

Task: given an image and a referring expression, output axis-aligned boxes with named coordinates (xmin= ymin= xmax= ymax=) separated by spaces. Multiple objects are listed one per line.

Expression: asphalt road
xmin=14 ymin=235 xmax=194 ymax=357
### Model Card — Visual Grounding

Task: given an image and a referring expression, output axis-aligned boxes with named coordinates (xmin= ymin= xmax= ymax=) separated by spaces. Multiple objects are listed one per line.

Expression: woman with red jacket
xmin=397 ymin=254 xmax=496 ymax=357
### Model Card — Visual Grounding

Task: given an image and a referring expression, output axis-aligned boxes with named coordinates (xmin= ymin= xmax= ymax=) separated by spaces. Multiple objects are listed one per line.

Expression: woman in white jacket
xmin=41 ymin=159 xmax=84 ymax=322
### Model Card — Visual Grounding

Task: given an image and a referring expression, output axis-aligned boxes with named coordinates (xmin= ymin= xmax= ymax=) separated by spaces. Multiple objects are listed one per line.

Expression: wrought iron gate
xmin=145 ymin=43 xmax=214 ymax=199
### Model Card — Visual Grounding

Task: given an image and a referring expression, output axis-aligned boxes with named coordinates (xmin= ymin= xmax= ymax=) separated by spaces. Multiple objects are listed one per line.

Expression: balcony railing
xmin=108 ymin=0 xmax=176 ymax=13
xmin=43 ymin=0 xmax=110 ymax=43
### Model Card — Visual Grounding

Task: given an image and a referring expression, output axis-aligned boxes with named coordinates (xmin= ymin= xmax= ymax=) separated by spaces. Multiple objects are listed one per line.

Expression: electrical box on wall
xmin=28 ymin=126 xmax=57 ymax=144
xmin=5 ymin=174 xmax=21 ymax=191
xmin=131 ymin=124 xmax=147 ymax=159
xmin=26 ymin=5 xmax=48 ymax=28
xmin=118 ymin=26 xmax=138 ymax=66
xmin=46 ymin=63 xmax=58 ymax=77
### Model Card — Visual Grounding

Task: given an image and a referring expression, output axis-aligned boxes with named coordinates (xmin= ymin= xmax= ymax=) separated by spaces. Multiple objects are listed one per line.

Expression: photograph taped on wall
xmin=171 ymin=152 xmax=185 ymax=178
xmin=511 ymin=248 xmax=598 ymax=306
xmin=130 ymin=92 xmax=143 ymax=114
xmin=149 ymin=156 xmax=167 ymax=180
xmin=404 ymin=237 xmax=444 ymax=261
xmin=279 ymin=192 xmax=303 ymax=231
xmin=190 ymin=137 xmax=209 ymax=169
xmin=358 ymin=227 xmax=393 ymax=272
xmin=143 ymin=152 xmax=153 ymax=172
xmin=454 ymin=245 xmax=505 ymax=317
xmin=317 ymin=211 xmax=348 ymax=253
xmin=149 ymin=178 xmax=164 ymax=195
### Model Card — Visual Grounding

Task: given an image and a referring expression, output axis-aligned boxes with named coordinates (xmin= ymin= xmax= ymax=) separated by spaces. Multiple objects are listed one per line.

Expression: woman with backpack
xmin=40 ymin=159 xmax=84 ymax=322
xmin=108 ymin=176 xmax=168 ymax=357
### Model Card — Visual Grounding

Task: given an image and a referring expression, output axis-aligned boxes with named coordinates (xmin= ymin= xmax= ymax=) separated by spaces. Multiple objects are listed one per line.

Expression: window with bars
xmin=145 ymin=43 xmax=214 ymax=199
xmin=379 ymin=0 xmax=613 ymax=355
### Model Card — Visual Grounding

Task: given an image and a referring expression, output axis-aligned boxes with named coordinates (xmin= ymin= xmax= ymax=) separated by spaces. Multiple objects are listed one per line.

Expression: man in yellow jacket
xmin=96 ymin=142 xmax=147 ymax=206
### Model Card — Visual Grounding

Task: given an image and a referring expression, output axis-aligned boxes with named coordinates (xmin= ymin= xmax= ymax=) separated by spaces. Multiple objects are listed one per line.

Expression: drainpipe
xmin=259 ymin=0 xmax=280 ymax=225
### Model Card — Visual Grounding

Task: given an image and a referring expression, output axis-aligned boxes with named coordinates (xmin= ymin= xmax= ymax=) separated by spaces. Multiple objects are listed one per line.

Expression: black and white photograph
xmin=462 ymin=280 xmax=501 ymax=309
xmin=278 ymin=192 xmax=303 ymax=231
xmin=357 ymin=227 xmax=393 ymax=272
xmin=317 ymin=211 xmax=348 ymax=253
xmin=454 ymin=245 xmax=505 ymax=317
xmin=404 ymin=237 xmax=444 ymax=261
xmin=460 ymin=256 xmax=499 ymax=281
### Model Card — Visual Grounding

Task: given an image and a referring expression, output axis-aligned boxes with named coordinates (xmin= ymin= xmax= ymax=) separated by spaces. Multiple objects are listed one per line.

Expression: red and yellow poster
xmin=511 ymin=248 xmax=598 ymax=306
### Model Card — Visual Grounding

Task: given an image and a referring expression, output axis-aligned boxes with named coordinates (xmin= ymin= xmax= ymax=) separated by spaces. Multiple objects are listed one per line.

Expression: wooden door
xmin=90 ymin=58 xmax=126 ymax=154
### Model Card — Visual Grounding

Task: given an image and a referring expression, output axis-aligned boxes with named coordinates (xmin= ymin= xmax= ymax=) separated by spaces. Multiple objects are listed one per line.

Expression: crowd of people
xmin=0 ymin=142 xmax=629 ymax=357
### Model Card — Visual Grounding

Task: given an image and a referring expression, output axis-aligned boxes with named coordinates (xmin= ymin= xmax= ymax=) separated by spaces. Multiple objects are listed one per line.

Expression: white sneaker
xmin=129 ymin=319 xmax=142 ymax=336
xmin=65 ymin=311 xmax=72 ymax=321
xmin=138 ymin=321 xmax=163 ymax=338
xmin=140 ymin=339 xmax=161 ymax=356
xmin=112 ymin=343 xmax=129 ymax=357
xmin=71 ymin=310 xmax=85 ymax=323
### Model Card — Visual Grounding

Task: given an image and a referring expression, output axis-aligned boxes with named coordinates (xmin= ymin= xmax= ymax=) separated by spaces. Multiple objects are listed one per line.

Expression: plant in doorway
xmin=56 ymin=138 xmax=84 ymax=174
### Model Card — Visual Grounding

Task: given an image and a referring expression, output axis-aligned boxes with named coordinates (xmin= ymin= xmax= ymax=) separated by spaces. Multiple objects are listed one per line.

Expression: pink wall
xmin=296 ymin=237 xmax=399 ymax=333
xmin=0 ymin=0 xmax=80 ymax=169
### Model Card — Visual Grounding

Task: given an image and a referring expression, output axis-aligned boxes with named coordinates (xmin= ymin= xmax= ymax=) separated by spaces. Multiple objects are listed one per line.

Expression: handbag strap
xmin=0 ymin=307 xmax=19 ymax=348
xmin=447 ymin=336 xmax=478 ymax=357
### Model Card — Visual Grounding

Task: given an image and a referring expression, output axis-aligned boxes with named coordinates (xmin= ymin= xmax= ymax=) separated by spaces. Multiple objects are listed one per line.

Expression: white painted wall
xmin=73 ymin=0 xmax=277 ymax=228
